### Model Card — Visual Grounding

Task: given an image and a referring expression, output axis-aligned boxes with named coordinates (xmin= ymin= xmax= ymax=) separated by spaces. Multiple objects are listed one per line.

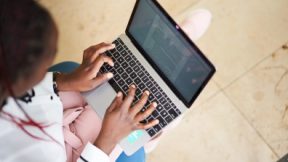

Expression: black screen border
xmin=125 ymin=0 xmax=216 ymax=107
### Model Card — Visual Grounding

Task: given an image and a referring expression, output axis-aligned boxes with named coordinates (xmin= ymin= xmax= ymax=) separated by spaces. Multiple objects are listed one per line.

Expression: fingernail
xmin=152 ymin=102 xmax=157 ymax=107
xmin=131 ymin=84 xmax=136 ymax=89
xmin=106 ymin=73 xmax=113 ymax=79
xmin=117 ymin=92 xmax=122 ymax=97
xmin=155 ymin=119 xmax=159 ymax=124
xmin=145 ymin=91 xmax=150 ymax=95
xmin=111 ymin=44 xmax=116 ymax=48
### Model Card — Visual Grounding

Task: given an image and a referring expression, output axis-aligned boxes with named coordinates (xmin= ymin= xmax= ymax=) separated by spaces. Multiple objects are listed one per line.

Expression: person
xmin=0 ymin=0 xmax=212 ymax=161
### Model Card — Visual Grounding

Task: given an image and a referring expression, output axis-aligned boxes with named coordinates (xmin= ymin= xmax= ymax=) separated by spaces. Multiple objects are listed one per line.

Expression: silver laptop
xmin=82 ymin=0 xmax=215 ymax=155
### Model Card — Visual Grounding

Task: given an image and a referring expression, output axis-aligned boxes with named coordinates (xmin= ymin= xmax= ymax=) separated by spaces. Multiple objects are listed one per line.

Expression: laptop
xmin=82 ymin=0 xmax=215 ymax=155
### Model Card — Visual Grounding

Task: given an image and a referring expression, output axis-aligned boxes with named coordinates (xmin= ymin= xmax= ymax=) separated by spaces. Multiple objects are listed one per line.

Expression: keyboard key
xmin=121 ymin=62 xmax=129 ymax=69
xmin=160 ymin=110 xmax=168 ymax=117
xmin=129 ymin=60 xmax=136 ymax=67
xmin=157 ymin=116 xmax=167 ymax=128
xmin=142 ymin=75 xmax=149 ymax=83
xmin=120 ymin=50 xmax=128 ymax=57
xmin=113 ymin=52 xmax=120 ymax=58
xmin=165 ymin=115 xmax=173 ymax=123
xmin=168 ymin=109 xmax=178 ymax=119
xmin=118 ymin=57 xmax=124 ymax=63
xmin=125 ymin=55 xmax=132 ymax=62
xmin=123 ymin=85 xmax=129 ymax=92
xmin=175 ymin=108 xmax=182 ymax=115
xmin=121 ymin=72 xmax=129 ymax=80
xmin=137 ymin=71 xmax=145 ymax=78
xmin=133 ymin=66 xmax=140 ymax=72
xmin=159 ymin=97 xmax=167 ymax=105
xmin=126 ymin=67 xmax=133 ymax=74
xmin=134 ymin=77 xmax=141 ymax=84
xmin=118 ymin=79 xmax=125 ymax=86
xmin=113 ymin=74 xmax=120 ymax=81
xmin=164 ymin=103 xmax=171 ymax=110
xmin=147 ymin=129 xmax=156 ymax=137
xmin=125 ymin=78 xmax=133 ymax=85
xmin=114 ymin=62 xmax=120 ymax=69
xmin=151 ymin=110 xmax=159 ymax=118
xmin=150 ymin=86 xmax=157 ymax=93
xmin=138 ymin=83 xmax=145 ymax=90
xmin=105 ymin=63 xmax=112 ymax=71
xmin=118 ymin=67 xmax=124 ymax=74
xmin=146 ymin=81 xmax=153 ymax=88
xmin=148 ymin=94 xmax=155 ymax=101
xmin=156 ymin=105 xmax=164 ymax=111
xmin=116 ymin=45 xmax=123 ymax=52
xmin=155 ymin=92 xmax=162 ymax=99
xmin=130 ymin=72 xmax=137 ymax=79
xmin=153 ymin=125 xmax=161 ymax=132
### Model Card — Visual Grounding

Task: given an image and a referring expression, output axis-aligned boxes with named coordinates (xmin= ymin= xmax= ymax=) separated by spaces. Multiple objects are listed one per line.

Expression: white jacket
xmin=0 ymin=73 xmax=109 ymax=162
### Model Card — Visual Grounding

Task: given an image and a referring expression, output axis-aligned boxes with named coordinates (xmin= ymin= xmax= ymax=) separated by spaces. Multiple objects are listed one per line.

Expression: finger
xmin=83 ymin=43 xmax=115 ymax=64
xmin=134 ymin=102 xmax=157 ymax=122
xmin=95 ymin=43 xmax=115 ymax=56
xmin=120 ymin=85 xmax=136 ymax=112
xmin=89 ymin=55 xmax=114 ymax=77
xmin=91 ymin=72 xmax=114 ymax=88
xmin=130 ymin=90 xmax=149 ymax=116
xmin=107 ymin=92 xmax=123 ymax=112
xmin=136 ymin=119 xmax=159 ymax=130
xmin=89 ymin=43 xmax=115 ymax=61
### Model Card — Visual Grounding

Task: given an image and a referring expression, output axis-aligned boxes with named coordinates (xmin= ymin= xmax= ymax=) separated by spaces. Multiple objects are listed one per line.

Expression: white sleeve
xmin=77 ymin=142 xmax=110 ymax=162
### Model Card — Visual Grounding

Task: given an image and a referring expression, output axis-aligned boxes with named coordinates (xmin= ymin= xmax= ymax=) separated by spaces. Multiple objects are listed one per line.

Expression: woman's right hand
xmin=94 ymin=85 xmax=159 ymax=155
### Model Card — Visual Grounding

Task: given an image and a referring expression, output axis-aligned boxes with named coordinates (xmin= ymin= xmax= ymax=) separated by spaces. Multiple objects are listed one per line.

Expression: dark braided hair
xmin=0 ymin=0 xmax=54 ymax=83
xmin=0 ymin=0 xmax=60 ymax=144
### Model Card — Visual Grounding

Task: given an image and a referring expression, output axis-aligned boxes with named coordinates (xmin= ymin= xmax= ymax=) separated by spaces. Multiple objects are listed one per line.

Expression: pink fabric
xmin=60 ymin=91 xmax=124 ymax=162
xmin=60 ymin=91 xmax=103 ymax=162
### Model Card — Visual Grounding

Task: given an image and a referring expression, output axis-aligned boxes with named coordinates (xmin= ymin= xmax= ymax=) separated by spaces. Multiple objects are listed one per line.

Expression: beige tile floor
xmin=39 ymin=0 xmax=288 ymax=161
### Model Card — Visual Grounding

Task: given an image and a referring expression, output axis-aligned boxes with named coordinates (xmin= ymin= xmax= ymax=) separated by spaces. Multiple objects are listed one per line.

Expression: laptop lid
xmin=125 ymin=0 xmax=215 ymax=107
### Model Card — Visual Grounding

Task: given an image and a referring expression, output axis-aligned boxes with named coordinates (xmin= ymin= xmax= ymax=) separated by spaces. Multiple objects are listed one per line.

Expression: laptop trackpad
xmin=81 ymin=82 xmax=116 ymax=119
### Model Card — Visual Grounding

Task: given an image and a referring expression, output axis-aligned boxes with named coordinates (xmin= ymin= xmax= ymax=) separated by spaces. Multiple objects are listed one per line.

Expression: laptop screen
xmin=126 ymin=0 xmax=215 ymax=107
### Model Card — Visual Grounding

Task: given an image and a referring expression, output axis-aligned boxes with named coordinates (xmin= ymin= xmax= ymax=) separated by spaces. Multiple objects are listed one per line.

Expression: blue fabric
xmin=49 ymin=61 xmax=146 ymax=162
xmin=48 ymin=61 xmax=79 ymax=73
xmin=116 ymin=148 xmax=146 ymax=162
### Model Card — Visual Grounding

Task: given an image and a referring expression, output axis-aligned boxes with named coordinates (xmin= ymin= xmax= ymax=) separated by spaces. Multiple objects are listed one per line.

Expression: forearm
xmin=94 ymin=133 xmax=117 ymax=155
xmin=54 ymin=72 xmax=75 ymax=91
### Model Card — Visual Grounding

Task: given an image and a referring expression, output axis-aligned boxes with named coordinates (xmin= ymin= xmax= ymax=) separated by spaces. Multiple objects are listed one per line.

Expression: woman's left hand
xmin=56 ymin=42 xmax=115 ymax=92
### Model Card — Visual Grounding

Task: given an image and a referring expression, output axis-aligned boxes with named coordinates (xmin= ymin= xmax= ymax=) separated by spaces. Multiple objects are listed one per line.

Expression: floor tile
xmin=39 ymin=0 xmax=201 ymax=64
xmin=225 ymin=44 xmax=288 ymax=157
xmin=181 ymin=0 xmax=288 ymax=88
xmin=39 ymin=0 xmax=135 ymax=63
xmin=147 ymin=92 xmax=277 ymax=162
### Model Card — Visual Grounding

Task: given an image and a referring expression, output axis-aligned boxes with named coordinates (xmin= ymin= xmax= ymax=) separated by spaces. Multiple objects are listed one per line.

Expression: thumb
xmin=92 ymin=72 xmax=113 ymax=88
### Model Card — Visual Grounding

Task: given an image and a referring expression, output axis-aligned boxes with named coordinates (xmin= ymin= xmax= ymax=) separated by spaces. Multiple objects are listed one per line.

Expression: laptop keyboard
xmin=100 ymin=38 xmax=182 ymax=137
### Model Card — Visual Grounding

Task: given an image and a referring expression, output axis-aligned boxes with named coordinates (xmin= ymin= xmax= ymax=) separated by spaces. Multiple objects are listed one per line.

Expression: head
xmin=0 ymin=0 xmax=58 ymax=98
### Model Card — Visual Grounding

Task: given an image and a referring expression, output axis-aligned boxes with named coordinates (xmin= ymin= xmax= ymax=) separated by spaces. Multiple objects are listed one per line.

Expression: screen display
xmin=128 ymin=0 xmax=213 ymax=105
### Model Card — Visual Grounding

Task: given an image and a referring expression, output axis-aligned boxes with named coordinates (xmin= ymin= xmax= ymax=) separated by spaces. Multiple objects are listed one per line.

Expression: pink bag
xmin=60 ymin=91 xmax=122 ymax=162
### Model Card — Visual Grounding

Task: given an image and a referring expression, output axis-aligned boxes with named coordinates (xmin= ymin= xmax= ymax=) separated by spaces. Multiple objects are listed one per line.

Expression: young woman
xmin=0 ymin=0 xmax=159 ymax=161
xmin=0 ymin=0 xmax=212 ymax=161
